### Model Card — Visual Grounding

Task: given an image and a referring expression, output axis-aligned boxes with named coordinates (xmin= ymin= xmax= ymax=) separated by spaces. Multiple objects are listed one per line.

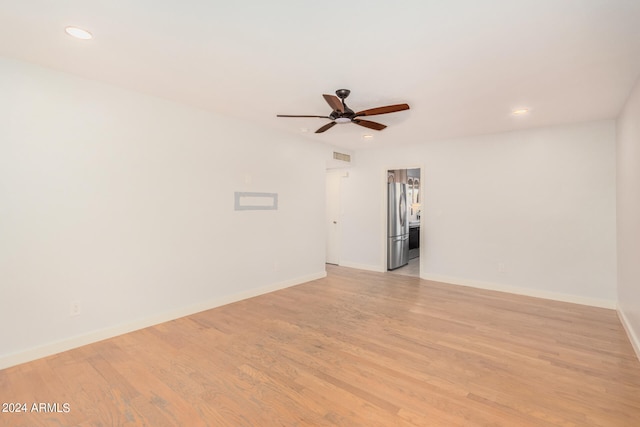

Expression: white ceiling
xmin=1 ymin=0 xmax=639 ymax=151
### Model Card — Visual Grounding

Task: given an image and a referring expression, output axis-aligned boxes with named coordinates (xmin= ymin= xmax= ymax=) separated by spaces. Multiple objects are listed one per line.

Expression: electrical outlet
xmin=70 ymin=300 xmax=81 ymax=317
xmin=498 ymin=262 xmax=506 ymax=273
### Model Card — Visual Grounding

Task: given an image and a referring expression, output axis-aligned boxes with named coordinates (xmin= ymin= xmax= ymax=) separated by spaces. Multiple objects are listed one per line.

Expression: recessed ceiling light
xmin=65 ymin=26 xmax=93 ymax=40
xmin=300 ymin=128 xmax=309 ymax=133
xmin=362 ymin=134 xmax=374 ymax=140
xmin=512 ymin=108 xmax=529 ymax=115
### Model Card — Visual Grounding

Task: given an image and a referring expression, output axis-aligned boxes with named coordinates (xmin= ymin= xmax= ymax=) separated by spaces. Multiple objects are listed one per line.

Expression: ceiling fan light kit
xmin=277 ymin=89 xmax=410 ymax=134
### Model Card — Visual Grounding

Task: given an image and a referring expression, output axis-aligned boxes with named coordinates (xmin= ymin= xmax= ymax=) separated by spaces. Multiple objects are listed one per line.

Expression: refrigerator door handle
xmin=399 ymin=190 xmax=406 ymax=227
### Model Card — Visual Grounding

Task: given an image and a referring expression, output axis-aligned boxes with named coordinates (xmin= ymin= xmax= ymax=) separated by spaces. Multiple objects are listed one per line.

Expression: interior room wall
xmin=0 ymin=57 xmax=328 ymax=368
xmin=616 ymin=76 xmax=640 ymax=357
xmin=341 ymin=121 xmax=617 ymax=307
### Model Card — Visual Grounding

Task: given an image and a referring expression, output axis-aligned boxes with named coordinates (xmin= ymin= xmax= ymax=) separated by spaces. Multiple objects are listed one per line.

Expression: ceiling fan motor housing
xmin=330 ymin=108 xmax=355 ymax=121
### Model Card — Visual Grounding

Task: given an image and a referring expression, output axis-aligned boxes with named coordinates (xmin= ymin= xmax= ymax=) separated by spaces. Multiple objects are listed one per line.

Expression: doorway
xmin=326 ymin=170 xmax=342 ymax=265
xmin=386 ymin=167 xmax=421 ymax=277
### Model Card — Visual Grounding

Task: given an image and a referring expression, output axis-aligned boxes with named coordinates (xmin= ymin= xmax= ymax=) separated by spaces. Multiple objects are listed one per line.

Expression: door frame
xmin=382 ymin=165 xmax=423 ymax=274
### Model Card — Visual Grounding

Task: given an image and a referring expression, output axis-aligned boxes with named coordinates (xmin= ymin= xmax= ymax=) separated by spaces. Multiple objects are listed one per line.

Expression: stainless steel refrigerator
xmin=387 ymin=182 xmax=409 ymax=270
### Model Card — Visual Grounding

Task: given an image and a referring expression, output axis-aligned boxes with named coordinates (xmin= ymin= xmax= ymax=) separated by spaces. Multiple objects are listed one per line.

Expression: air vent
xmin=333 ymin=152 xmax=351 ymax=163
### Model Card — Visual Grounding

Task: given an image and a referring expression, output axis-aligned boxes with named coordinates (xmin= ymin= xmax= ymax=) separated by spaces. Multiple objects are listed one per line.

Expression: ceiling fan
xmin=277 ymin=89 xmax=410 ymax=133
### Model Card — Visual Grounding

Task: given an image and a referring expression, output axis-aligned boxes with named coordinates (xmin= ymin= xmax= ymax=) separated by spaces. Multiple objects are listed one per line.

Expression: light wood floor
xmin=2 ymin=266 xmax=640 ymax=426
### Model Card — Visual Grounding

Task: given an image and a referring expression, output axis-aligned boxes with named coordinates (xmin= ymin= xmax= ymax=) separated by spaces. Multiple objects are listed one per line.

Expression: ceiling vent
xmin=333 ymin=151 xmax=351 ymax=163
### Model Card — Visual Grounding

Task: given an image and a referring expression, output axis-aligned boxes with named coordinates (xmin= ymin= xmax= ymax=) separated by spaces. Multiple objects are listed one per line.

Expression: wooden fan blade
xmin=355 ymin=103 xmax=410 ymax=117
xmin=353 ymin=119 xmax=387 ymax=131
xmin=323 ymin=94 xmax=344 ymax=113
xmin=277 ymin=114 xmax=331 ymax=118
xmin=315 ymin=122 xmax=337 ymax=133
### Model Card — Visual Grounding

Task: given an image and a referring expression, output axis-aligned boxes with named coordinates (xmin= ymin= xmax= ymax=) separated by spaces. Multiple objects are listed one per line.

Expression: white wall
xmin=0 ymin=57 xmax=328 ymax=368
xmin=617 ymin=77 xmax=640 ymax=357
xmin=341 ymin=121 xmax=617 ymax=306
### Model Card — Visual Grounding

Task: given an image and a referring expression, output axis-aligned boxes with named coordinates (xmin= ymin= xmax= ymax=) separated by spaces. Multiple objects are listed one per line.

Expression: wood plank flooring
xmin=1 ymin=265 xmax=640 ymax=426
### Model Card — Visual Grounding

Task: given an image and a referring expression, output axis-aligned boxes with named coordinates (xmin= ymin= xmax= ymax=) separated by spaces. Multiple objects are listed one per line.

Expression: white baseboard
xmin=338 ymin=261 xmax=386 ymax=273
xmin=0 ymin=271 xmax=327 ymax=371
xmin=419 ymin=273 xmax=617 ymax=309
xmin=617 ymin=308 xmax=640 ymax=362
